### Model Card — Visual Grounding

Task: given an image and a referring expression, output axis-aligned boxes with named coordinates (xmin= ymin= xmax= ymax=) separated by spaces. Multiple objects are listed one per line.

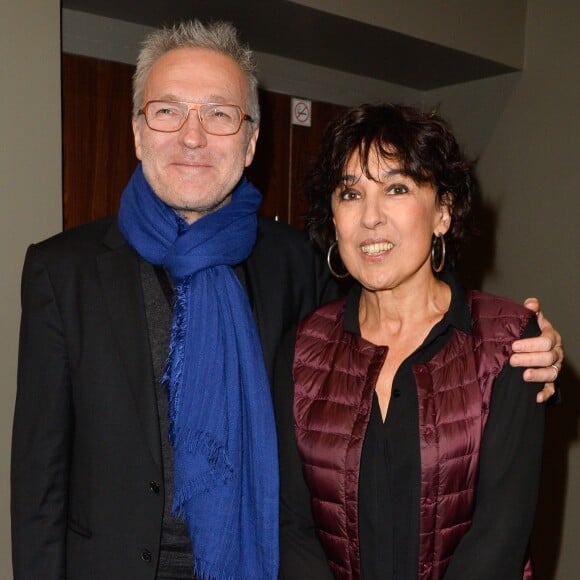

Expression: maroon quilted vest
xmin=293 ymin=290 xmax=533 ymax=579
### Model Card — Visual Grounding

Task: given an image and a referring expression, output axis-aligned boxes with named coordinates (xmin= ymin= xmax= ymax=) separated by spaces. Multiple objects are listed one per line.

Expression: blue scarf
xmin=118 ymin=164 xmax=279 ymax=579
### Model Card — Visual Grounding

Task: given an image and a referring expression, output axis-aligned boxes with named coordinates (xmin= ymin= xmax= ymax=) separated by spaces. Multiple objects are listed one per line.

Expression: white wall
xmin=0 ymin=1 xmax=62 ymax=578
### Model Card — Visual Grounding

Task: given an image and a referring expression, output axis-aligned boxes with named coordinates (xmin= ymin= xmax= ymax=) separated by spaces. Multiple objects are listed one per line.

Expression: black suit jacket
xmin=11 ymin=215 xmax=337 ymax=580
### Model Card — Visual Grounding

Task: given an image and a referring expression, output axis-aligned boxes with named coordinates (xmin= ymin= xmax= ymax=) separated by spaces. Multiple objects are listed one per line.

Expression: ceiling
xmin=62 ymin=0 xmax=516 ymax=91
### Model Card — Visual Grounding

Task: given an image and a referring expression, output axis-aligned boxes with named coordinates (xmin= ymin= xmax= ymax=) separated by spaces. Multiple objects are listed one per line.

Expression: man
xmin=11 ymin=20 xmax=562 ymax=580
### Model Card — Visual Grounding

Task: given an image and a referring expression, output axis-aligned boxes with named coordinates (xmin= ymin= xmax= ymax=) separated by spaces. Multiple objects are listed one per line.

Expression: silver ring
xmin=550 ymin=363 xmax=559 ymax=382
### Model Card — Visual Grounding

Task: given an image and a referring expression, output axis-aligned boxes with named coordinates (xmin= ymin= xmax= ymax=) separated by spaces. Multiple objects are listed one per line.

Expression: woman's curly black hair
xmin=305 ymin=103 xmax=478 ymax=269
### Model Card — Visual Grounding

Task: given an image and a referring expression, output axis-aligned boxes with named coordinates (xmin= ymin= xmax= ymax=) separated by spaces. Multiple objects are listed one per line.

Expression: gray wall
xmin=457 ymin=4 xmax=579 ymax=576
xmin=292 ymin=0 xmax=527 ymax=67
xmin=2 ymin=1 xmax=578 ymax=578
xmin=427 ymin=3 xmax=579 ymax=577
xmin=0 ymin=0 xmax=62 ymax=577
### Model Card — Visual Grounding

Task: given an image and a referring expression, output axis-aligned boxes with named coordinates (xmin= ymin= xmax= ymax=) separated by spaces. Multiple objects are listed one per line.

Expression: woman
xmin=274 ymin=104 xmax=545 ymax=579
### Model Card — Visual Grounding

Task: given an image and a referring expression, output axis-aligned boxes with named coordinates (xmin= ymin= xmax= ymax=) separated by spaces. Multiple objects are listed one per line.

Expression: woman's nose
xmin=360 ymin=195 xmax=385 ymax=229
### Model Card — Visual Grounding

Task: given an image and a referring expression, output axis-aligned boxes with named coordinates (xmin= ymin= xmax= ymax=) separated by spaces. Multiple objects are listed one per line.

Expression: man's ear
xmin=244 ymin=125 xmax=260 ymax=168
xmin=132 ymin=116 xmax=143 ymax=160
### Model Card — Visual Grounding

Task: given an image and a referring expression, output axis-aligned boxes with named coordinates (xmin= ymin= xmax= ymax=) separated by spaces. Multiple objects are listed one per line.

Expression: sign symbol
xmin=291 ymin=98 xmax=312 ymax=127
xmin=295 ymin=102 xmax=309 ymax=121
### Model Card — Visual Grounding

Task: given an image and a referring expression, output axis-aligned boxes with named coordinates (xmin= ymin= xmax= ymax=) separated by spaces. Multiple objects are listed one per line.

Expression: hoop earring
xmin=431 ymin=234 xmax=446 ymax=273
xmin=327 ymin=241 xmax=350 ymax=279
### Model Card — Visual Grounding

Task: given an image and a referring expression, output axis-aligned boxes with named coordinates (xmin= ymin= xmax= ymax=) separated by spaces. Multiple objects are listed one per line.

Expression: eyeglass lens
xmin=144 ymin=102 xmax=243 ymax=134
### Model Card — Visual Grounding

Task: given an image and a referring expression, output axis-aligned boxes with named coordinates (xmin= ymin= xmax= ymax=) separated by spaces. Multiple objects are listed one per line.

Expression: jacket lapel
xmin=97 ymin=222 xmax=162 ymax=470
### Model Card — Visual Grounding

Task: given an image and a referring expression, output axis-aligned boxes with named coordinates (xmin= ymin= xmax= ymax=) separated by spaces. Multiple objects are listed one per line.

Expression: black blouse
xmin=275 ymin=273 xmax=545 ymax=579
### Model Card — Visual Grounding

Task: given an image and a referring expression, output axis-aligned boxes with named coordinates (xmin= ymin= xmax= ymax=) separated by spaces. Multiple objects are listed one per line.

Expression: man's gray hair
xmin=133 ymin=20 xmax=260 ymax=123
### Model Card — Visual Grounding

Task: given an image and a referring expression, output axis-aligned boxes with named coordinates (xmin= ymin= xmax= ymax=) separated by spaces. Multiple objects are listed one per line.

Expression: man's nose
xmin=180 ymin=111 xmax=208 ymax=148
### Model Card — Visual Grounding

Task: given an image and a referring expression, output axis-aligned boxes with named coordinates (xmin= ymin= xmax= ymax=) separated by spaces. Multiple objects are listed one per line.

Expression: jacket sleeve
xmin=273 ymin=327 xmax=334 ymax=580
xmin=11 ymin=246 xmax=71 ymax=580
xmin=444 ymin=319 xmax=546 ymax=579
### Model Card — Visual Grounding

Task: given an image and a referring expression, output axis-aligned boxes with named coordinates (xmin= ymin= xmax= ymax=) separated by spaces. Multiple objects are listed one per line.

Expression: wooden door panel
xmin=245 ymin=90 xmax=291 ymax=223
xmin=62 ymin=53 xmax=136 ymax=230
xmin=289 ymin=101 xmax=346 ymax=229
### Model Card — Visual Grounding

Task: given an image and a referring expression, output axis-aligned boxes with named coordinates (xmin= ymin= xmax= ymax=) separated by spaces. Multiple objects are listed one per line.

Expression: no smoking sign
xmin=291 ymin=98 xmax=312 ymax=127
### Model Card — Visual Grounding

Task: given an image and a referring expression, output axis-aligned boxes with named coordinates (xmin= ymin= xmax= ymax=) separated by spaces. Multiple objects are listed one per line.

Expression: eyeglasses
xmin=138 ymin=100 xmax=254 ymax=135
